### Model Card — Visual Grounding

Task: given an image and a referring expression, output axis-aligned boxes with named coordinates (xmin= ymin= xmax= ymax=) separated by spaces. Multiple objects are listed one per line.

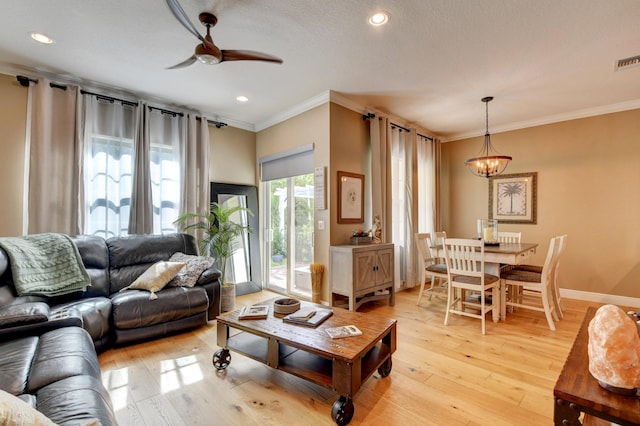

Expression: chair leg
xmin=416 ymin=279 xmax=426 ymax=306
xmin=552 ymin=280 xmax=564 ymax=319
xmin=541 ymin=289 xmax=556 ymax=331
xmin=444 ymin=284 xmax=454 ymax=326
xmin=480 ymin=291 xmax=486 ymax=335
xmin=427 ymin=276 xmax=436 ymax=300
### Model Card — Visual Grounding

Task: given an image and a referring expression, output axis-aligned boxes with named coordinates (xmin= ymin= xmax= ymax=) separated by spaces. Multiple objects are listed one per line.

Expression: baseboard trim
xmin=560 ymin=288 xmax=640 ymax=308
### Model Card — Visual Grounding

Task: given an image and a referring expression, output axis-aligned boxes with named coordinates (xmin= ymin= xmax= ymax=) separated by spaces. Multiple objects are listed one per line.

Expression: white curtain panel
xmin=83 ymin=96 xmax=137 ymax=238
xmin=369 ymin=116 xmax=390 ymax=242
xmin=417 ymin=134 xmax=436 ymax=233
xmin=390 ymin=126 xmax=417 ymax=289
xmin=27 ymin=79 xmax=82 ymax=235
xmin=147 ymin=108 xmax=182 ymax=234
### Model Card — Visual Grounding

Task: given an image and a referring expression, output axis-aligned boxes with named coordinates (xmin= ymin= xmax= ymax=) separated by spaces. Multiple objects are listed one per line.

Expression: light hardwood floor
xmin=98 ymin=288 xmax=606 ymax=425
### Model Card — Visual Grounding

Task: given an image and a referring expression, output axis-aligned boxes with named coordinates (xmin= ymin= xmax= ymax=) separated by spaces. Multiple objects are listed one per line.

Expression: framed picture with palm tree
xmin=489 ymin=172 xmax=537 ymax=224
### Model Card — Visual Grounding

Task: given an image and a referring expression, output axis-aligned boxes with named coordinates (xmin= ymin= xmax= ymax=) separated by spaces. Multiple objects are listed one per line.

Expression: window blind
xmin=258 ymin=144 xmax=314 ymax=181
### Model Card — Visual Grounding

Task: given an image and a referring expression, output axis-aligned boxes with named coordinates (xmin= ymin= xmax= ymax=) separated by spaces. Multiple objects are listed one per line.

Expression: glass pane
xmin=219 ymin=194 xmax=250 ymax=284
xmin=268 ymin=178 xmax=288 ymax=292
xmin=292 ymin=174 xmax=314 ymax=295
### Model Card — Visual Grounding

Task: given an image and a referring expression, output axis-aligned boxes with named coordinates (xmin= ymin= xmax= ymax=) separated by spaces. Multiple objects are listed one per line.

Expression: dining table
xmin=431 ymin=241 xmax=539 ymax=320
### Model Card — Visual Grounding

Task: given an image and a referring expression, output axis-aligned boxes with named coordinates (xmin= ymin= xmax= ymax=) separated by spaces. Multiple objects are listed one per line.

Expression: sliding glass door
xmin=264 ymin=174 xmax=314 ymax=298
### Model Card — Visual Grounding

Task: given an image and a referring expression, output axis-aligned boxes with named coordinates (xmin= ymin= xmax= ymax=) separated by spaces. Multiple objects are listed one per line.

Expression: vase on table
xmin=220 ymin=283 xmax=236 ymax=312
xmin=477 ymin=219 xmax=498 ymax=245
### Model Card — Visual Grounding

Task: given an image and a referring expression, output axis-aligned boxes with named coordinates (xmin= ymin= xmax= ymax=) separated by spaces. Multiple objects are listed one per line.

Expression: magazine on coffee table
xmin=283 ymin=308 xmax=333 ymax=327
xmin=238 ymin=305 xmax=269 ymax=320
xmin=325 ymin=325 xmax=363 ymax=339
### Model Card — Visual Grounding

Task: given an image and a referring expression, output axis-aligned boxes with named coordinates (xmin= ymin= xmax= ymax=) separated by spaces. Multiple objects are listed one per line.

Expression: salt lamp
xmin=588 ymin=304 xmax=640 ymax=393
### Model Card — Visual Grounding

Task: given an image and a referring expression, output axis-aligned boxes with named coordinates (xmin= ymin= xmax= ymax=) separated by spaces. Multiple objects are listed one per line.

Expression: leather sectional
xmin=0 ymin=233 xmax=223 ymax=425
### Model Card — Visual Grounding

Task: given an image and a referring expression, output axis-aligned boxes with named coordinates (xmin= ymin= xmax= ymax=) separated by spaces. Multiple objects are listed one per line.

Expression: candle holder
xmin=477 ymin=219 xmax=499 ymax=246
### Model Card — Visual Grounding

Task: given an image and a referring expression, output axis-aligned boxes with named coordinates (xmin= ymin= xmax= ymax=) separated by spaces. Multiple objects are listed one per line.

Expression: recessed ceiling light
xmin=236 ymin=96 xmax=249 ymax=102
xmin=30 ymin=32 xmax=54 ymax=44
xmin=368 ymin=11 xmax=389 ymax=26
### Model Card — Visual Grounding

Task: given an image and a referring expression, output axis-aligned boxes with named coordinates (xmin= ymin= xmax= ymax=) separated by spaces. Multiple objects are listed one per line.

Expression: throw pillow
xmin=119 ymin=261 xmax=186 ymax=300
xmin=168 ymin=252 xmax=214 ymax=288
xmin=0 ymin=388 xmax=58 ymax=426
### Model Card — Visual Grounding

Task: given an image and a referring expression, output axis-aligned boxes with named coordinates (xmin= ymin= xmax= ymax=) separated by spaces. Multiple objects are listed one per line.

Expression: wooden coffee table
xmin=215 ymin=298 xmax=397 ymax=425
xmin=554 ymin=307 xmax=640 ymax=425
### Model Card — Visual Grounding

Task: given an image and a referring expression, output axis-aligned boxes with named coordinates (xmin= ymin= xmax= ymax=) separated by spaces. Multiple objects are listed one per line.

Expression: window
xmin=83 ymin=98 xmax=182 ymax=237
xmin=85 ymin=134 xmax=133 ymax=238
xmin=148 ymin=110 xmax=181 ymax=234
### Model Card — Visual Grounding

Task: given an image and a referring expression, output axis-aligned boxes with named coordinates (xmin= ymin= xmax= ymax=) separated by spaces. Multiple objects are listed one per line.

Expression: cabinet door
xmin=375 ymin=248 xmax=394 ymax=285
xmin=354 ymin=251 xmax=376 ymax=291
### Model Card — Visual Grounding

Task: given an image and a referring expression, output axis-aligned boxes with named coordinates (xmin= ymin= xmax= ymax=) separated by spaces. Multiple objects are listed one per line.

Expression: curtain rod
xmin=16 ymin=75 xmax=227 ymax=127
xmin=363 ymin=111 xmax=434 ymax=141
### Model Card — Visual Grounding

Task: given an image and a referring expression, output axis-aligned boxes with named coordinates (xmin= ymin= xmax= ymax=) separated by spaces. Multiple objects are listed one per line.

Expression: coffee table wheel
xmin=331 ymin=396 xmax=354 ymax=425
xmin=377 ymin=357 xmax=392 ymax=377
xmin=213 ymin=348 xmax=231 ymax=370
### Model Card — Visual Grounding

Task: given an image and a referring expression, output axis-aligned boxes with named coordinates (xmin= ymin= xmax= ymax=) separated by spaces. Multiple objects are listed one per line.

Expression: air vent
xmin=615 ymin=55 xmax=640 ymax=71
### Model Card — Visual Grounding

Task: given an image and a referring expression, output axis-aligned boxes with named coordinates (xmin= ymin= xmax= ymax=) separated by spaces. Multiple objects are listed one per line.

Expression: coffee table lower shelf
xmin=215 ymin=320 xmax=395 ymax=425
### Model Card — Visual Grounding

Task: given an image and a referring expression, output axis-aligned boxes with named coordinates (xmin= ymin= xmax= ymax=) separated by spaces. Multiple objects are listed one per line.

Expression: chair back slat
xmin=443 ymin=238 xmax=484 ymax=277
xmin=497 ymin=231 xmax=521 ymax=244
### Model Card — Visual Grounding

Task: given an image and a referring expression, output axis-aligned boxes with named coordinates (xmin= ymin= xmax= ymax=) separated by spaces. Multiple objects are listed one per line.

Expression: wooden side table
xmin=553 ymin=307 xmax=640 ymax=426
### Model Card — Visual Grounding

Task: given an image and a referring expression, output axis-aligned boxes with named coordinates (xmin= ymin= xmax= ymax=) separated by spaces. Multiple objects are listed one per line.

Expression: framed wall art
xmin=489 ymin=172 xmax=537 ymax=224
xmin=337 ymin=171 xmax=364 ymax=223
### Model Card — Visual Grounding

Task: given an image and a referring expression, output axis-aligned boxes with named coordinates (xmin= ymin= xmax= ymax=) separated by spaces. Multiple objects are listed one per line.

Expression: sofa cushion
xmin=36 ymin=375 xmax=116 ymax=426
xmin=107 ymin=233 xmax=199 ymax=293
xmin=0 ymin=337 xmax=38 ymax=395
xmin=0 ymin=388 xmax=56 ymax=426
xmin=52 ymin=298 xmax=112 ymax=345
xmin=27 ymin=327 xmax=101 ymax=393
xmin=120 ymin=261 xmax=186 ymax=300
xmin=0 ymin=302 xmax=50 ymax=328
xmin=110 ymin=286 xmax=209 ymax=330
xmin=72 ymin=236 xmax=110 ymax=298
xmin=168 ymin=252 xmax=214 ymax=288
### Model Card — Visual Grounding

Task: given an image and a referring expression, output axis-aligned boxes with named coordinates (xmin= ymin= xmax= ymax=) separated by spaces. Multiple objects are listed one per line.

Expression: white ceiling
xmin=1 ymin=0 xmax=639 ymax=140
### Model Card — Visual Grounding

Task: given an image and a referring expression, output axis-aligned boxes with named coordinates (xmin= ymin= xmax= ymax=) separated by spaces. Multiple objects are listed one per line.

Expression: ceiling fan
xmin=164 ymin=0 xmax=283 ymax=69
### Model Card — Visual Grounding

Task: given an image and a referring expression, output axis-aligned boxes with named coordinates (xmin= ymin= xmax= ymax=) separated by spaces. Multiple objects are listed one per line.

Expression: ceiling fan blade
xmin=167 ymin=55 xmax=198 ymax=69
xmin=221 ymin=50 xmax=283 ymax=64
xmin=165 ymin=0 xmax=206 ymax=44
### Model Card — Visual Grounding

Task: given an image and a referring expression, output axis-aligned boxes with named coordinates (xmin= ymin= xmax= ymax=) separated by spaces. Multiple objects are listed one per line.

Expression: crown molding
xmin=443 ymin=99 xmax=640 ymax=142
xmin=255 ymin=91 xmax=331 ymax=132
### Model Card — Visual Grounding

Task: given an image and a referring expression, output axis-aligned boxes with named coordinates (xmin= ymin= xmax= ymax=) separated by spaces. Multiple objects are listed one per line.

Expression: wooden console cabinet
xmin=330 ymin=243 xmax=395 ymax=311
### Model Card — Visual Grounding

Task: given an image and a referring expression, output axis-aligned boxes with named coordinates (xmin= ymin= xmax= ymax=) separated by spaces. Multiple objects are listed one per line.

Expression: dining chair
xmin=500 ymin=236 xmax=560 ymax=330
xmin=442 ymin=238 xmax=500 ymax=335
xmin=415 ymin=232 xmax=448 ymax=305
xmin=497 ymin=231 xmax=521 ymax=244
xmin=512 ymin=234 xmax=567 ymax=319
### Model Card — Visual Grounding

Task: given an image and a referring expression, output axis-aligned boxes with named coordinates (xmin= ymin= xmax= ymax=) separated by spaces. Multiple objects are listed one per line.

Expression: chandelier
xmin=464 ymin=96 xmax=512 ymax=178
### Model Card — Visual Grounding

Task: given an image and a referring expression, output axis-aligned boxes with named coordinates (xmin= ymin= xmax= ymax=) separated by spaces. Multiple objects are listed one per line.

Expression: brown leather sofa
xmin=0 ymin=233 xmax=222 ymax=425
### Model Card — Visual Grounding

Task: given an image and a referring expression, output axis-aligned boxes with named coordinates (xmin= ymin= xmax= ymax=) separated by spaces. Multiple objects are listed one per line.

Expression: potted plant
xmin=174 ymin=202 xmax=252 ymax=312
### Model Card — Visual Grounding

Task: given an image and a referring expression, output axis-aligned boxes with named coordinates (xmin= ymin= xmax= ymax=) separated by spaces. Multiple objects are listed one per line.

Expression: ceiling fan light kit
xmin=464 ymin=96 xmax=512 ymax=178
xmin=165 ymin=0 xmax=283 ymax=68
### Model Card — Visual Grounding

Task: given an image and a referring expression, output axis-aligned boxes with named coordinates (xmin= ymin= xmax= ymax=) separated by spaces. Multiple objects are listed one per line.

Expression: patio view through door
xmin=264 ymin=174 xmax=314 ymax=298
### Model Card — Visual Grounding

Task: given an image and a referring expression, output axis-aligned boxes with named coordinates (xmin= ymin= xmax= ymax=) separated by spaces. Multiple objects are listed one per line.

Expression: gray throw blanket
xmin=0 ymin=233 xmax=91 ymax=297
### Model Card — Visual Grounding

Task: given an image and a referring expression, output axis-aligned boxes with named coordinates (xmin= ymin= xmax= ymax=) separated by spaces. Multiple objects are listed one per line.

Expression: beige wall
xmin=442 ymin=109 xmax=640 ymax=298
xmin=256 ymin=103 xmax=331 ymax=299
xmin=329 ymin=103 xmax=370 ymax=245
xmin=210 ymin=125 xmax=256 ymax=185
xmin=0 ymin=74 xmax=28 ymax=236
